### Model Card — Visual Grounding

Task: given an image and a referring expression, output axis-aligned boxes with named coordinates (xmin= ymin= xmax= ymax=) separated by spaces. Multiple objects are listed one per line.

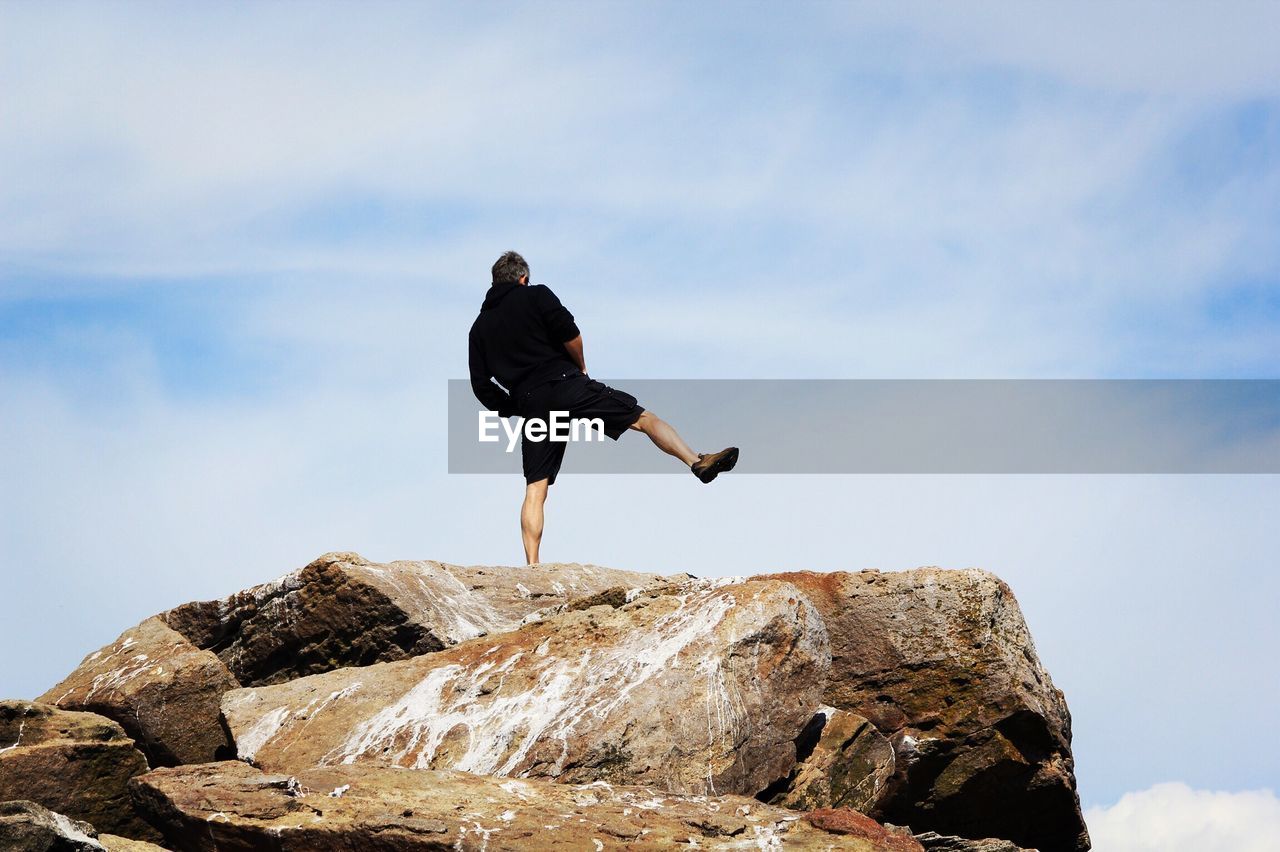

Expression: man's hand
xmin=563 ymin=334 xmax=587 ymax=375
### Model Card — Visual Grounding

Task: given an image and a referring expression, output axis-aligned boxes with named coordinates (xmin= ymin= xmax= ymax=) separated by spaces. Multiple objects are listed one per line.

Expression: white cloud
xmin=4 ymin=2 xmax=1277 ymax=378
xmin=1087 ymin=783 xmax=1280 ymax=852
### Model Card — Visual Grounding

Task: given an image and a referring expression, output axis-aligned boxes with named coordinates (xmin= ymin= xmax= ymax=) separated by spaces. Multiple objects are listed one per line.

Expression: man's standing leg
xmin=521 ymin=478 xmax=549 ymax=564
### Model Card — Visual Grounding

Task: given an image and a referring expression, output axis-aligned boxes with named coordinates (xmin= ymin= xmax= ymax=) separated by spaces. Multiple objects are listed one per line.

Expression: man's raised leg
xmin=630 ymin=410 xmax=738 ymax=483
xmin=629 ymin=410 xmax=699 ymax=466
xmin=521 ymin=478 xmax=549 ymax=564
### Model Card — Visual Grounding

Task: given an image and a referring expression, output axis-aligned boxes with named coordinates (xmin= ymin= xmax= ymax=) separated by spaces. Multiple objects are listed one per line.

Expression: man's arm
xmin=532 ymin=285 xmax=584 ymax=372
xmin=563 ymin=334 xmax=586 ymax=375
xmin=469 ymin=332 xmax=516 ymax=416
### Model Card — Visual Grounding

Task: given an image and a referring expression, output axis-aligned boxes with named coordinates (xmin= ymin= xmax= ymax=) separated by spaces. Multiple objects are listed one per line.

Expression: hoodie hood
xmin=481 ymin=281 xmax=520 ymax=311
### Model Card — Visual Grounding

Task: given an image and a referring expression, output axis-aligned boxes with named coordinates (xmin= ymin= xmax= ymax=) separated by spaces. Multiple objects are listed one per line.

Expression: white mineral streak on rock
xmin=0 ymin=720 xmax=24 ymax=753
xmin=747 ymin=819 xmax=792 ymax=850
xmin=48 ymin=810 xmax=100 ymax=846
xmin=65 ymin=633 xmax=141 ymax=702
xmin=85 ymin=653 xmax=152 ymax=700
xmin=237 ymin=706 xmax=291 ymax=763
xmin=236 ymin=570 xmax=303 ymax=613
xmin=279 ymin=683 xmax=363 ymax=753
xmin=324 ymin=590 xmax=738 ymax=777
xmin=383 ymin=565 xmax=514 ymax=642
xmin=499 ymin=780 xmax=533 ymax=800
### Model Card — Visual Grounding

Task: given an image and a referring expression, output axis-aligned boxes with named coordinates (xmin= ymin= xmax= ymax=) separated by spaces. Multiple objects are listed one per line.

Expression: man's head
xmin=492 ymin=251 xmax=529 ymax=285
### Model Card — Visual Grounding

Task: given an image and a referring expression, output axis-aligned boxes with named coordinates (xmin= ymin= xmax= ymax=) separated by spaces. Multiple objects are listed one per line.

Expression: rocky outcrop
xmin=221 ymin=579 xmax=829 ymax=797
xmin=767 ymin=707 xmax=896 ymax=813
xmin=0 ymin=800 xmax=105 ymax=852
xmin=164 ymin=552 xmax=677 ymax=687
xmin=18 ymin=555 xmax=1086 ymax=851
xmin=772 ymin=569 xmax=1087 ymax=852
xmin=39 ymin=553 xmax=675 ymax=769
xmin=915 ymin=833 xmax=1035 ymax=851
xmin=0 ymin=702 xmax=158 ymax=842
xmin=39 ymin=618 xmax=237 ymax=766
xmin=129 ymin=760 xmax=916 ymax=851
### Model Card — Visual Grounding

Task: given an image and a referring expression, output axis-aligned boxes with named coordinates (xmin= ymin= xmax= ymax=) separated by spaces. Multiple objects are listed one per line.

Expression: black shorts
xmin=518 ymin=373 xmax=645 ymax=485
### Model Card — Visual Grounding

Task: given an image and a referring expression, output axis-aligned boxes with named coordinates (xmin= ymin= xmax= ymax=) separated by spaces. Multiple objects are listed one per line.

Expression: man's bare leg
xmin=629 ymin=410 xmax=699 ymax=467
xmin=521 ymin=478 xmax=549 ymax=564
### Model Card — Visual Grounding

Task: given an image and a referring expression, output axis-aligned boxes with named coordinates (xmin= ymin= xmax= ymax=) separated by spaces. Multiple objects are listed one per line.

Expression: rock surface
xmin=38 ymin=553 xmax=675 ymax=771
xmin=768 ymin=707 xmax=896 ymax=813
xmin=221 ymin=579 xmax=829 ymax=797
xmin=806 ymin=809 xmax=924 ymax=851
xmin=0 ymin=701 xmax=158 ymax=841
xmin=772 ymin=569 xmax=1087 ymax=852
xmin=164 ymin=552 xmax=677 ymax=687
xmin=0 ymin=800 xmax=105 ymax=852
xmin=98 ymin=836 xmax=171 ymax=852
xmin=130 ymin=760 xmax=915 ymax=851
xmin=38 ymin=618 xmax=237 ymax=766
xmin=915 ymin=832 xmax=1035 ymax=851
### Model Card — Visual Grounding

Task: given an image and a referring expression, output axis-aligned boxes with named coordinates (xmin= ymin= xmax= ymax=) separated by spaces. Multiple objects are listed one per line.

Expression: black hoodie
xmin=468 ymin=282 xmax=582 ymax=415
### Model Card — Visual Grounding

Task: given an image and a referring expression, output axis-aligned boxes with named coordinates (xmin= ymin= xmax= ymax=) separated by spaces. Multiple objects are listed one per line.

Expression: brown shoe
xmin=691 ymin=447 xmax=739 ymax=483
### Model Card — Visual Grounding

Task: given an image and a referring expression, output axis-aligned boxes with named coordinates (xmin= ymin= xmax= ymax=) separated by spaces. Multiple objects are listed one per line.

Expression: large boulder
xmin=772 ymin=569 xmax=1087 ymax=852
xmin=0 ymin=702 xmax=158 ymax=841
xmin=164 ymin=552 xmax=677 ymax=687
xmin=767 ymin=707 xmax=896 ymax=813
xmin=129 ymin=759 xmax=915 ymax=851
xmin=222 ymin=579 xmax=829 ymax=797
xmin=0 ymin=800 xmax=105 ymax=852
xmin=39 ymin=554 xmax=676 ymax=768
xmin=39 ymin=618 xmax=237 ymax=766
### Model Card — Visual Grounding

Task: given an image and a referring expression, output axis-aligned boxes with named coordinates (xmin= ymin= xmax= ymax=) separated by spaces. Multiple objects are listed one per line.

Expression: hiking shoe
xmin=691 ymin=447 xmax=739 ymax=483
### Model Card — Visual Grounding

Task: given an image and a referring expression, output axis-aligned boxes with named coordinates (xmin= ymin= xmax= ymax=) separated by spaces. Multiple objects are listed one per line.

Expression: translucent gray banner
xmin=448 ymin=380 xmax=1280 ymax=474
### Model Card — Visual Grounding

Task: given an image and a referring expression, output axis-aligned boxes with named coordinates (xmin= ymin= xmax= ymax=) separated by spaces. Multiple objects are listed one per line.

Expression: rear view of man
xmin=469 ymin=251 xmax=738 ymax=564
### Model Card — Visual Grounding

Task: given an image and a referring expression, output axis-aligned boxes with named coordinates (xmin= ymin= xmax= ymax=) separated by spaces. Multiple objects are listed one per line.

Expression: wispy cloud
xmin=4 ymin=3 xmax=1277 ymax=374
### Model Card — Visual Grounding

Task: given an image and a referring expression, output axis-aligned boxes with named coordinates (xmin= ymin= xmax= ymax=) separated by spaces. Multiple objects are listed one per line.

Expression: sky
xmin=2 ymin=3 xmax=1278 ymax=848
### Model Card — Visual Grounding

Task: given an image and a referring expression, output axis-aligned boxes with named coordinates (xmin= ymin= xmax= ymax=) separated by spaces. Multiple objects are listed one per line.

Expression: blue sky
xmin=2 ymin=3 xmax=1279 ymax=846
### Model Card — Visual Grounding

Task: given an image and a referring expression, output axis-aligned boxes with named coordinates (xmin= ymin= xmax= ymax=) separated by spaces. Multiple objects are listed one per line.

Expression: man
xmin=469 ymin=251 xmax=738 ymax=564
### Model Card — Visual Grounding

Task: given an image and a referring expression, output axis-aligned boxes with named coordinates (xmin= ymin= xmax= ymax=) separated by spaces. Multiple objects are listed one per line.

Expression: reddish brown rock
xmin=771 ymin=569 xmax=1087 ymax=852
xmin=768 ymin=707 xmax=896 ymax=813
xmin=221 ymin=579 xmax=829 ymax=797
xmin=0 ymin=702 xmax=159 ymax=842
xmin=39 ymin=618 xmax=237 ymax=766
xmin=807 ymin=809 xmax=924 ymax=852
xmin=164 ymin=552 xmax=677 ymax=687
xmin=129 ymin=760 xmax=916 ymax=850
